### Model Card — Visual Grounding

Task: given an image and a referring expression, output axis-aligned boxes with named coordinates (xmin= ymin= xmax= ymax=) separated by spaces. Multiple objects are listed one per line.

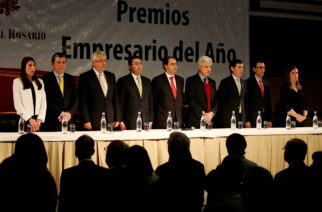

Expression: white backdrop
xmin=0 ymin=0 xmax=249 ymax=86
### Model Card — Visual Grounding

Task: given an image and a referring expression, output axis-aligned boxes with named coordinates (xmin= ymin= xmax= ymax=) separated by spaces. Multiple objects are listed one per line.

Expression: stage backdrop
xmin=0 ymin=0 xmax=249 ymax=84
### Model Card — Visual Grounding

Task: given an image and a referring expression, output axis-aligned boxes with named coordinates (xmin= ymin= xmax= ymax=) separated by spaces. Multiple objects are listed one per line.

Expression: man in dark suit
xmin=216 ymin=59 xmax=246 ymax=128
xmin=186 ymin=56 xmax=218 ymax=128
xmin=155 ymin=132 xmax=205 ymax=212
xmin=78 ymin=51 xmax=120 ymax=130
xmin=117 ymin=56 xmax=153 ymax=130
xmin=152 ymin=56 xmax=184 ymax=129
xmin=274 ymin=138 xmax=314 ymax=212
xmin=42 ymin=52 xmax=78 ymax=131
xmin=58 ymin=135 xmax=111 ymax=212
xmin=245 ymin=59 xmax=272 ymax=128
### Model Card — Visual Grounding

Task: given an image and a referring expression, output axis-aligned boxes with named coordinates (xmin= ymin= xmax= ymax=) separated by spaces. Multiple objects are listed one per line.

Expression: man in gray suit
xmin=117 ymin=56 xmax=153 ymax=130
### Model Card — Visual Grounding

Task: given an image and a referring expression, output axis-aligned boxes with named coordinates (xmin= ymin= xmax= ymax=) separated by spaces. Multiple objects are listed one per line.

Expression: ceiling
xmin=250 ymin=0 xmax=322 ymax=21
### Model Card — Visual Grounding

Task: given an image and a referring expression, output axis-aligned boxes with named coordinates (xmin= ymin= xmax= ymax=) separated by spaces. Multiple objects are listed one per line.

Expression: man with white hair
xmin=78 ymin=50 xmax=120 ymax=130
xmin=185 ymin=56 xmax=218 ymax=128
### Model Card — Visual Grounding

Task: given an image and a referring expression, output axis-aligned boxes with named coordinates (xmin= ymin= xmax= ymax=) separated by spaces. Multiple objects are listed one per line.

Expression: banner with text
xmin=0 ymin=0 xmax=249 ymax=84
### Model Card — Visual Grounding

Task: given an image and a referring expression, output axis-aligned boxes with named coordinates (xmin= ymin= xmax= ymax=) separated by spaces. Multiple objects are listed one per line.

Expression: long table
xmin=1 ymin=127 xmax=322 ymax=191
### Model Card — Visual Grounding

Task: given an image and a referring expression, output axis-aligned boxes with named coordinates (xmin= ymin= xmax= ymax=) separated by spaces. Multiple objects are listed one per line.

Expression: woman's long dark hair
xmin=285 ymin=65 xmax=302 ymax=90
xmin=20 ymin=57 xmax=42 ymax=90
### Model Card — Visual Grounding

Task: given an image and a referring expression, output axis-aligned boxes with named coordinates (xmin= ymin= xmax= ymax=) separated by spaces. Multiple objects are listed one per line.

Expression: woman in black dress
xmin=280 ymin=66 xmax=308 ymax=127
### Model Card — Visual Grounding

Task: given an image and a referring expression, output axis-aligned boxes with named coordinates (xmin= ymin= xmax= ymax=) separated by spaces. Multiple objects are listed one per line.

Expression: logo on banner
xmin=0 ymin=0 xmax=21 ymax=16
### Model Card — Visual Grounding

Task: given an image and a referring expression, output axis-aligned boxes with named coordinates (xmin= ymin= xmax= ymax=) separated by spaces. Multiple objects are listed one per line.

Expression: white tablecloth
xmin=1 ymin=127 xmax=322 ymax=192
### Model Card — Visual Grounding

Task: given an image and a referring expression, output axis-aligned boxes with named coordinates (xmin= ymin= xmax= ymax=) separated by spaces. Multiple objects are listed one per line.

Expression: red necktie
xmin=170 ymin=76 xmax=177 ymax=99
xmin=259 ymin=80 xmax=264 ymax=97
xmin=259 ymin=79 xmax=265 ymax=112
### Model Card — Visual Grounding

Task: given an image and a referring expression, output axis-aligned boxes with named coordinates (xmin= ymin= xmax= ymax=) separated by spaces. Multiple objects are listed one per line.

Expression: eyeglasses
xmin=132 ymin=62 xmax=143 ymax=65
xmin=200 ymin=65 xmax=212 ymax=68
xmin=168 ymin=63 xmax=177 ymax=66
xmin=95 ymin=60 xmax=107 ymax=63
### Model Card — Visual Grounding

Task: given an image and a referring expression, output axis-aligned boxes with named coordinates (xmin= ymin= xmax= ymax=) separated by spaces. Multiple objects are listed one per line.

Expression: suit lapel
xmin=128 ymin=74 xmax=141 ymax=98
xmin=104 ymin=71 xmax=111 ymax=99
xmin=162 ymin=73 xmax=175 ymax=99
xmin=195 ymin=74 xmax=208 ymax=102
xmin=253 ymin=76 xmax=264 ymax=99
xmin=141 ymin=76 xmax=149 ymax=99
xmin=50 ymin=71 xmax=64 ymax=98
xmin=210 ymin=79 xmax=216 ymax=102
xmin=230 ymin=75 xmax=239 ymax=96
xmin=240 ymin=78 xmax=245 ymax=96
xmin=90 ymin=69 xmax=106 ymax=98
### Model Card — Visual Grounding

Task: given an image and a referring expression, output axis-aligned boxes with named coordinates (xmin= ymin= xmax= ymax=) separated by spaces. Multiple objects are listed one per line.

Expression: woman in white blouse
xmin=13 ymin=57 xmax=46 ymax=132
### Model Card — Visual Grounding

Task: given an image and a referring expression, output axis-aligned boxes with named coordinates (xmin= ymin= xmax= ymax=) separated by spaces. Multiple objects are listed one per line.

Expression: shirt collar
xmin=255 ymin=75 xmax=262 ymax=83
xmin=78 ymin=158 xmax=93 ymax=163
xmin=131 ymin=72 xmax=140 ymax=80
xmin=53 ymin=70 xmax=64 ymax=78
xmin=165 ymin=72 xmax=175 ymax=79
xmin=198 ymin=73 xmax=207 ymax=83
xmin=93 ymin=68 xmax=103 ymax=77
xmin=232 ymin=74 xmax=239 ymax=81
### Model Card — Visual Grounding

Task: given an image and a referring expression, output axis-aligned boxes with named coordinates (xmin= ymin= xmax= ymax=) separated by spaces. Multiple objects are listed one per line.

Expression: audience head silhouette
xmin=14 ymin=133 xmax=48 ymax=169
xmin=105 ymin=140 xmax=129 ymax=168
xmin=168 ymin=131 xmax=190 ymax=154
xmin=75 ymin=135 xmax=95 ymax=160
xmin=167 ymin=132 xmax=191 ymax=161
xmin=284 ymin=138 xmax=307 ymax=163
xmin=127 ymin=145 xmax=154 ymax=177
xmin=226 ymin=133 xmax=247 ymax=156
xmin=311 ymin=151 xmax=322 ymax=168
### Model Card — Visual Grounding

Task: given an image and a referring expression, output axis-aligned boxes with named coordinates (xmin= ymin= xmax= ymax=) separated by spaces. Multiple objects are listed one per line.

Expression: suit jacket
xmin=117 ymin=73 xmax=153 ymax=129
xmin=216 ymin=75 xmax=246 ymax=128
xmin=245 ymin=75 xmax=272 ymax=127
xmin=0 ymin=156 xmax=57 ymax=212
xmin=42 ymin=71 xmax=78 ymax=131
xmin=78 ymin=69 xmax=120 ymax=130
xmin=58 ymin=160 xmax=111 ymax=212
xmin=274 ymin=161 xmax=314 ymax=212
xmin=13 ymin=78 xmax=47 ymax=122
xmin=185 ymin=74 xmax=218 ymax=128
xmin=152 ymin=73 xmax=184 ymax=129
xmin=155 ymin=154 xmax=205 ymax=212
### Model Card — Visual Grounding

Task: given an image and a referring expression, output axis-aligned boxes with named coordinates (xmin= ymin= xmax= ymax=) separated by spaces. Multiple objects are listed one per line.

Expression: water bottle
xmin=18 ymin=116 xmax=25 ymax=134
xmin=231 ymin=111 xmax=236 ymax=129
xmin=100 ymin=112 xmax=107 ymax=133
xmin=200 ymin=111 xmax=206 ymax=130
xmin=61 ymin=112 xmax=68 ymax=134
xmin=136 ymin=111 xmax=142 ymax=132
xmin=285 ymin=111 xmax=291 ymax=130
xmin=166 ymin=111 xmax=173 ymax=131
xmin=313 ymin=111 xmax=318 ymax=129
xmin=256 ymin=111 xmax=262 ymax=129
